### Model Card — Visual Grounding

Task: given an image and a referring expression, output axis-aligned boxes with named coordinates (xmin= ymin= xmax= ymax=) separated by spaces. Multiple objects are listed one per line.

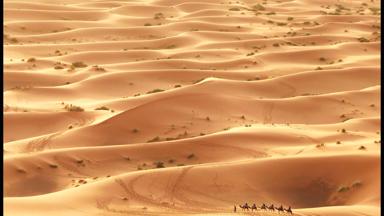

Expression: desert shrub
xmin=174 ymin=84 xmax=181 ymax=88
xmin=206 ymin=116 xmax=210 ymax=121
xmin=266 ymin=12 xmax=276 ymax=15
xmin=336 ymin=141 xmax=341 ymax=144
xmin=154 ymin=12 xmax=165 ymax=19
xmin=351 ymin=181 xmax=362 ymax=188
xmin=27 ymin=58 xmax=36 ymax=63
xmin=64 ymin=104 xmax=84 ymax=112
xmin=319 ymin=57 xmax=326 ymax=61
xmin=154 ymin=161 xmax=165 ymax=168
xmin=253 ymin=4 xmax=265 ymax=11
xmin=166 ymin=44 xmax=176 ymax=49
xmin=72 ymin=61 xmax=87 ymax=68
xmin=147 ymin=136 xmax=160 ymax=143
xmin=16 ymin=168 xmax=26 ymax=174
xmin=338 ymin=186 xmax=350 ymax=192
xmin=358 ymin=145 xmax=366 ymax=150
xmin=273 ymin=43 xmax=280 ymax=47
xmin=168 ymin=159 xmax=175 ymax=163
xmin=193 ymin=78 xmax=206 ymax=84
xmin=341 ymin=128 xmax=346 ymax=133
xmin=316 ymin=143 xmax=325 ymax=148
xmin=147 ymin=89 xmax=164 ymax=94
xmin=49 ymin=164 xmax=58 ymax=168
xmin=144 ymin=23 xmax=152 ymax=26
xmin=357 ymin=37 xmax=369 ymax=42
xmin=287 ymin=17 xmax=293 ymax=21
xmin=54 ymin=65 xmax=64 ymax=70
xmin=95 ymin=106 xmax=109 ymax=111
xmin=187 ymin=154 xmax=195 ymax=159
xmin=132 ymin=128 xmax=139 ymax=133
xmin=229 ymin=7 xmax=240 ymax=11
xmin=93 ymin=65 xmax=106 ymax=71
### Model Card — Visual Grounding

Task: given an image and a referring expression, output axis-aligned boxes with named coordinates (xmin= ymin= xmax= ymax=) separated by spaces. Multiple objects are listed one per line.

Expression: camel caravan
xmin=233 ymin=203 xmax=293 ymax=214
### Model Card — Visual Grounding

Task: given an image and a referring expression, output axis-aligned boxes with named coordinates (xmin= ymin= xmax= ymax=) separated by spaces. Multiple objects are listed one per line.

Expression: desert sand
xmin=3 ymin=0 xmax=381 ymax=215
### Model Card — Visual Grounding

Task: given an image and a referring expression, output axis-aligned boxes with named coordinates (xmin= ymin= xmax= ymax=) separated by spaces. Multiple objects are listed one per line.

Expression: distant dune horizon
xmin=3 ymin=0 xmax=380 ymax=215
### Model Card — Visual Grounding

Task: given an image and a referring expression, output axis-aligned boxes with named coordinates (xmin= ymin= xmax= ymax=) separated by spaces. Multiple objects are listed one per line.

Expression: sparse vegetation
xmin=272 ymin=43 xmax=280 ymax=47
xmin=132 ymin=128 xmax=139 ymax=133
xmin=287 ymin=17 xmax=294 ymax=21
xmin=341 ymin=128 xmax=346 ymax=133
xmin=319 ymin=57 xmax=326 ymax=61
xmin=187 ymin=154 xmax=195 ymax=159
xmin=144 ymin=23 xmax=152 ymax=26
xmin=174 ymin=84 xmax=181 ymax=88
xmin=336 ymin=141 xmax=341 ymax=144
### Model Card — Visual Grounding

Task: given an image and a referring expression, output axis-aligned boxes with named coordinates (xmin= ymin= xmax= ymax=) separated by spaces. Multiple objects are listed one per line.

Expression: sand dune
xmin=4 ymin=0 xmax=380 ymax=215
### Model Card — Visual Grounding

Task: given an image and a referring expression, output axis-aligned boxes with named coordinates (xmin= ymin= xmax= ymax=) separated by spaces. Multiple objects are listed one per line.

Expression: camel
xmin=285 ymin=206 xmax=293 ymax=214
xmin=268 ymin=204 xmax=275 ymax=211
xmin=239 ymin=203 xmax=250 ymax=211
xmin=251 ymin=203 xmax=257 ymax=211
xmin=276 ymin=205 xmax=284 ymax=213
xmin=260 ymin=203 xmax=267 ymax=210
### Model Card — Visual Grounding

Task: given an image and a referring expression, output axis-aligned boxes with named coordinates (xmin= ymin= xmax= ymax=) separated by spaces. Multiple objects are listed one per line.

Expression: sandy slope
xmin=3 ymin=0 xmax=380 ymax=215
